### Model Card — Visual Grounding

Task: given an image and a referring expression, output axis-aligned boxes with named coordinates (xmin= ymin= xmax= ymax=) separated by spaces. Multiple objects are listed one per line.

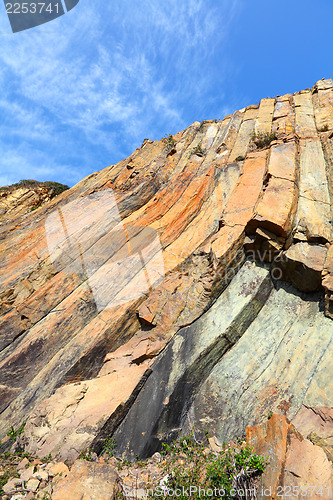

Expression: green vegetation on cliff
xmin=0 ymin=179 xmax=69 ymax=197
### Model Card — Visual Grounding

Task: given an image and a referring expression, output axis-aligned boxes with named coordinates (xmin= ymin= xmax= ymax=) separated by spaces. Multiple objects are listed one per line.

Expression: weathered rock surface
xmin=114 ymin=261 xmax=273 ymax=458
xmin=0 ymin=180 xmax=69 ymax=223
xmin=51 ymin=460 xmax=121 ymax=500
xmin=247 ymin=415 xmax=333 ymax=500
xmin=170 ymin=267 xmax=332 ymax=451
xmin=0 ymin=79 xmax=332 ymax=477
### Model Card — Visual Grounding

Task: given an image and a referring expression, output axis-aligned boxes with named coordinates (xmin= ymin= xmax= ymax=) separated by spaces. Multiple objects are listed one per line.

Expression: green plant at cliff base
xmin=103 ymin=437 xmax=117 ymax=457
xmin=0 ymin=469 xmax=20 ymax=496
xmin=7 ymin=421 xmax=26 ymax=442
xmin=152 ymin=434 xmax=267 ymax=500
xmin=78 ymin=448 xmax=95 ymax=461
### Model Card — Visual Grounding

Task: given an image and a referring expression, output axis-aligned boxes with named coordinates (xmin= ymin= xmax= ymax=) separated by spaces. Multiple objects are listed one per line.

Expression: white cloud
xmin=0 ymin=0 xmax=241 ymax=186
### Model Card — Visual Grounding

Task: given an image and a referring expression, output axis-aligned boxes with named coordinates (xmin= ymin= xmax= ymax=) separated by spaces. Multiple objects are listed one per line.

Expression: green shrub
xmin=188 ymin=143 xmax=206 ymax=158
xmin=7 ymin=421 xmax=25 ymax=442
xmin=206 ymin=445 xmax=266 ymax=498
xmin=79 ymin=448 xmax=95 ymax=461
xmin=19 ymin=179 xmax=39 ymax=187
xmin=162 ymin=134 xmax=177 ymax=154
xmin=0 ymin=469 xmax=20 ymax=495
xmin=41 ymin=453 xmax=53 ymax=463
xmin=102 ymin=437 xmax=117 ymax=457
xmin=0 ymin=180 xmax=69 ymax=198
xmin=153 ymin=434 xmax=267 ymax=499
xmin=251 ymin=132 xmax=277 ymax=149
xmin=43 ymin=181 xmax=70 ymax=196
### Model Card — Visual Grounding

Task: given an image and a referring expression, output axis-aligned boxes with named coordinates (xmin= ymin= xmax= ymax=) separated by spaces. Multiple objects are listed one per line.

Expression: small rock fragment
xmin=17 ymin=457 xmax=30 ymax=470
xmin=20 ymin=465 xmax=35 ymax=482
xmin=26 ymin=477 xmax=40 ymax=492
xmin=151 ymin=452 xmax=162 ymax=463
xmin=208 ymin=436 xmax=222 ymax=452
xmin=47 ymin=462 xmax=69 ymax=477
xmin=11 ymin=494 xmax=26 ymax=500
xmin=33 ymin=469 xmax=49 ymax=481
xmin=2 ymin=477 xmax=22 ymax=494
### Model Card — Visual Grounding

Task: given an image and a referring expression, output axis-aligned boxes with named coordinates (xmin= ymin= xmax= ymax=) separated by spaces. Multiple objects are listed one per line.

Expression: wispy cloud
xmin=0 ymin=0 xmax=241 ymax=186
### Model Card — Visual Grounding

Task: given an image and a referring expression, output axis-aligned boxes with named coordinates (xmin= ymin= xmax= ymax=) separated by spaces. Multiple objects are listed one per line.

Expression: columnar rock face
xmin=0 ymin=80 xmax=332 ymax=474
xmin=246 ymin=415 xmax=333 ymax=500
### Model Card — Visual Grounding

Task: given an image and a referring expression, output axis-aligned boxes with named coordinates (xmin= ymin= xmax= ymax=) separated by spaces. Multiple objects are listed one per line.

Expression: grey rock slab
xmin=114 ymin=261 xmax=272 ymax=458
xmin=294 ymin=92 xmax=317 ymax=138
xmin=294 ymin=138 xmax=331 ymax=243
xmin=229 ymin=117 xmax=256 ymax=162
xmin=185 ymin=281 xmax=333 ymax=444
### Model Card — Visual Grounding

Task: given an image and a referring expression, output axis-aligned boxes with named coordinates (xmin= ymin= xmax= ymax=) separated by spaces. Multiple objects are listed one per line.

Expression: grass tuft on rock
xmin=188 ymin=143 xmax=206 ymax=158
xmin=162 ymin=134 xmax=177 ymax=155
xmin=0 ymin=179 xmax=69 ymax=198
xmin=250 ymin=132 xmax=277 ymax=149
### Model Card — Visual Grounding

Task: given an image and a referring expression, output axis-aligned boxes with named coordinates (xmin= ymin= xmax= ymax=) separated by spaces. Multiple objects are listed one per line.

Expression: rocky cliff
xmin=0 ymin=180 xmax=69 ymax=224
xmin=0 ymin=79 xmax=332 ymax=493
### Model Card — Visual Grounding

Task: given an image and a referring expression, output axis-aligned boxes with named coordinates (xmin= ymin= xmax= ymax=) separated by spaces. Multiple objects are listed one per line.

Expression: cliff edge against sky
xmin=0 ymin=79 xmax=332 ymax=495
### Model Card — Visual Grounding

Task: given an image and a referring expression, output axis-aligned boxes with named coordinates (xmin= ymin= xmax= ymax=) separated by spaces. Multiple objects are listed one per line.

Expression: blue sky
xmin=0 ymin=0 xmax=332 ymax=187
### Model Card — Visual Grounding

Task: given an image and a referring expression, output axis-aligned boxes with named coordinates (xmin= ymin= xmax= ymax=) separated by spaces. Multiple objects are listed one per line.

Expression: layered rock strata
xmin=0 ymin=79 xmax=332 ymax=464
xmin=0 ymin=181 xmax=69 ymax=223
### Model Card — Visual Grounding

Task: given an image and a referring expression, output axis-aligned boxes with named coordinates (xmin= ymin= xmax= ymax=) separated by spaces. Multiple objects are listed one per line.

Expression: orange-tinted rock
xmin=246 ymin=415 xmax=290 ymax=499
xmin=1 ymin=79 xmax=333 ymax=464
xmin=247 ymin=141 xmax=298 ymax=240
xmin=47 ymin=462 xmax=70 ymax=478
xmin=0 ymin=182 xmax=69 ymax=223
xmin=292 ymin=406 xmax=333 ymax=446
xmin=222 ymin=150 xmax=268 ymax=228
xmin=313 ymin=79 xmax=333 ymax=131
xmin=24 ymin=363 xmax=150 ymax=462
xmin=272 ymin=94 xmax=295 ymax=136
xmin=294 ymin=91 xmax=317 ymax=139
xmin=255 ymin=98 xmax=275 ymax=135
xmin=51 ymin=460 xmax=120 ymax=500
xmin=284 ymin=434 xmax=332 ymax=498
xmin=246 ymin=415 xmax=333 ymax=500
